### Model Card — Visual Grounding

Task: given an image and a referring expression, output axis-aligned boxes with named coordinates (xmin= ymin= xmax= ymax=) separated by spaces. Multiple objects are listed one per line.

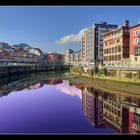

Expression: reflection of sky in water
xmin=56 ymin=80 xmax=82 ymax=100
xmin=0 ymin=82 xmax=114 ymax=134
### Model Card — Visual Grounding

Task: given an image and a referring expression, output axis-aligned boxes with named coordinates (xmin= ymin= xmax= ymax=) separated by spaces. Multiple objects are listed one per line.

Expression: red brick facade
xmin=102 ymin=20 xmax=130 ymax=66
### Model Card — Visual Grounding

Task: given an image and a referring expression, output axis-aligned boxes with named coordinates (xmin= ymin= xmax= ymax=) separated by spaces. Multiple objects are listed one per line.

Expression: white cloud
xmin=56 ymin=28 xmax=87 ymax=45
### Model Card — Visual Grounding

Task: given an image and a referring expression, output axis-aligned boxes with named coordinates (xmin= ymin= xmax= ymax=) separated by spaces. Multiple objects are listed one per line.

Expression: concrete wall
xmin=0 ymin=65 xmax=69 ymax=78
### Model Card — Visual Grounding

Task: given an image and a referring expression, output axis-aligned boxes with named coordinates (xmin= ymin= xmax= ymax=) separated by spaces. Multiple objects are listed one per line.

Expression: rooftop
xmin=129 ymin=23 xmax=140 ymax=29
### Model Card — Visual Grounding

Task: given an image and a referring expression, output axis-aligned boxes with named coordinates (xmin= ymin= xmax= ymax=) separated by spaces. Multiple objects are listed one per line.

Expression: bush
xmin=102 ymin=68 xmax=108 ymax=76
xmin=93 ymin=66 xmax=99 ymax=74
xmin=126 ymin=72 xmax=132 ymax=78
xmin=70 ymin=66 xmax=85 ymax=75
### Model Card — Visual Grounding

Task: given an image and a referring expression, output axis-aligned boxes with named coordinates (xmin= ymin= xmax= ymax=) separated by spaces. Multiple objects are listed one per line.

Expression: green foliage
xmin=70 ymin=65 xmax=109 ymax=77
xmin=93 ymin=66 xmax=99 ymax=74
xmin=70 ymin=66 xmax=85 ymax=75
xmin=108 ymin=69 xmax=116 ymax=77
xmin=126 ymin=72 xmax=132 ymax=78
xmin=102 ymin=68 xmax=108 ymax=76
xmin=139 ymin=71 xmax=140 ymax=79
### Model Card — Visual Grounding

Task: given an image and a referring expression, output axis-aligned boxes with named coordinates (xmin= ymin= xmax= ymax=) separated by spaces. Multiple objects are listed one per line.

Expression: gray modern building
xmin=82 ymin=22 xmax=118 ymax=67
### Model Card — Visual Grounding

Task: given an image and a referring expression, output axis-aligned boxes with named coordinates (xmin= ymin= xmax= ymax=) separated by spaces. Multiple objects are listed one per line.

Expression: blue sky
xmin=0 ymin=6 xmax=140 ymax=54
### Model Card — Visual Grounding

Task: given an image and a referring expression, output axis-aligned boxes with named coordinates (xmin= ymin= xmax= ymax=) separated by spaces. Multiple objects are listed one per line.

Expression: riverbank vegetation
xmin=69 ymin=66 xmax=140 ymax=97
xmin=70 ymin=66 xmax=140 ymax=86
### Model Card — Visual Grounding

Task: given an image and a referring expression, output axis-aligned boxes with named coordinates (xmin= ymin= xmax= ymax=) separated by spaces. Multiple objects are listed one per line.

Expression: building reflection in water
xmin=28 ymin=81 xmax=44 ymax=90
xmin=55 ymin=79 xmax=140 ymax=134
xmin=82 ymin=86 xmax=103 ymax=128
xmin=47 ymin=78 xmax=63 ymax=85
xmin=80 ymin=84 xmax=140 ymax=134
xmin=0 ymin=76 xmax=63 ymax=97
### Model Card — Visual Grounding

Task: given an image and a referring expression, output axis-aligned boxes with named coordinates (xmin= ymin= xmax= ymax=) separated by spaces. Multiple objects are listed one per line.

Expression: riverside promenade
xmin=0 ymin=61 xmax=69 ymax=77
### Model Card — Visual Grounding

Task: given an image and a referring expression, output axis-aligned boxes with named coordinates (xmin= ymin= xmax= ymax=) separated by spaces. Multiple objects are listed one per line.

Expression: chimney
xmin=124 ymin=20 xmax=129 ymax=27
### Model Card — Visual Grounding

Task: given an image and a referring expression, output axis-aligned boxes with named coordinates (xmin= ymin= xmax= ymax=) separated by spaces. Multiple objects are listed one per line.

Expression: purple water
xmin=0 ymin=77 xmax=114 ymax=134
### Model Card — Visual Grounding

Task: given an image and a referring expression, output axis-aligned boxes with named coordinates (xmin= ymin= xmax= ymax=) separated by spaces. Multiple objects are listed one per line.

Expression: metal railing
xmin=103 ymin=65 xmax=140 ymax=70
xmin=0 ymin=60 xmax=65 ymax=67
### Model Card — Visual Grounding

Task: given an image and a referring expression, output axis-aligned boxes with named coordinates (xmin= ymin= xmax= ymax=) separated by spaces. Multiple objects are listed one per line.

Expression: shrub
xmin=102 ymin=68 xmax=108 ymax=76
xmin=93 ymin=66 xmax=99 ymax=74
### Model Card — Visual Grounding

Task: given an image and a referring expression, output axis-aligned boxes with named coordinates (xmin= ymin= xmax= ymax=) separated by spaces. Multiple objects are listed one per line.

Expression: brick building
xmin=102 ymin=20 xmax=130 ymax=67
xmin=130 ymin=24 xmax=140 ymax=66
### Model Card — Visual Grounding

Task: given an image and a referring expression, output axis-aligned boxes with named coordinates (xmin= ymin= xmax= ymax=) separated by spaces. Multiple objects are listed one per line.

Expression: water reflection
xmin=0 ymin=72 xmax=140 ymax=134
xmin=66 ymin=81 xmax=140 ymax=134
xmin=0 ymin=72 xmax=64 ymax=97
xmin=56 ymin=80 xmax=82 ymax=99
xmin=82 ymin=87 xmax=104 ymax=128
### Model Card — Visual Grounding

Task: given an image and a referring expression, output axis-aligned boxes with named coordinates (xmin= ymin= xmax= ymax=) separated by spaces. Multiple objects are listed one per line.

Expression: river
xmin=0 ymin=71 xmax=140 ymax=134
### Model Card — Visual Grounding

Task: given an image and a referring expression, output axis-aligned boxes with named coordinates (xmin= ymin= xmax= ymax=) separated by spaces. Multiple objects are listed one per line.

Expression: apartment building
xmin=103 ymin=20 xmax=130 ymax=67
xmin=46 ymin=52 xmax=64 ymax=63
xmin=82 ymin=22 xmax=118 ymax=67
xmin=130 ymin=24 xmax=140 ymax=66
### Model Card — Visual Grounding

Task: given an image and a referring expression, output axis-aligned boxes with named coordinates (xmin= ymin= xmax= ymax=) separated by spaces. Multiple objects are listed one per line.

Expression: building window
xmin=133 ymin=114 xmax=140 ymax=124
xmin=133 ymin=39 xmax=137 ymax=44
xmin=133 ymin=31 xmax=135 ymax=36
xmin=107 ymin=56 xmax=108 ymax=61
xmin=115 ymin=109 xmax=117 ymax=115
xmin=105 ymin=43 xmax=108 ymax=46
xmin=112 ymin=47 xmax=115 ymax=53
xmin=118 ymin=104 xmax=121 ymax=108
xmin=133 ymin=30 xmax=138 ymax=36
xmin=118 ymin=111 xmax=121 ymax=117
xmin=109 ymin=48 xmax=112 ymax=53
xmin=115 ymin=55 xmax=117 ymax=60
xmin=134 ymin=47 xmax=140 ymax=56
xmin=118 ymin=55 xmax=121 ymax=60
xmin=133 ymin=38 xmax=140 ymax=44
xmin=112 ymin=55 xmax=114 ymax=61
xmin=109 ymin=41 xmax=115 ymax=45
xmin=107 ymin=48 xmax=109 ymax=53
xmin=118 ymin=46 xmax=121 ymax=52
xmin=109 ymin=56 xmax=111 ymax=61
xmin=116 ymin=39 xmax=120 ymax=43
xmin=115 ymin=46 xmax=118 ymax=52
xmin=104 ymin=56 xmax=106 ymax=61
